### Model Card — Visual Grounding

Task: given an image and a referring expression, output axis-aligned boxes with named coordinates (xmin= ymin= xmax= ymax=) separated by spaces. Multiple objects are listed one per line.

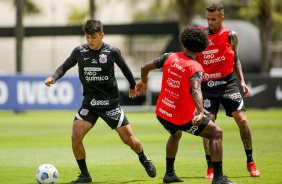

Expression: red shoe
xmin=247 ymin=162 xmax=260 ymax=177
xmin=205 ymin=168 xmax=214 ymax=179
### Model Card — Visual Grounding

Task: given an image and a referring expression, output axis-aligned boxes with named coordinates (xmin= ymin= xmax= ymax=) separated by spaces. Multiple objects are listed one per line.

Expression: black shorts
xmin=157 ymin=115 xmax=209 ymax=136
xmin=74 ymin=104 xmax=129 ymax=129
xmin=201 ymin=73 xmax=245 ymax=119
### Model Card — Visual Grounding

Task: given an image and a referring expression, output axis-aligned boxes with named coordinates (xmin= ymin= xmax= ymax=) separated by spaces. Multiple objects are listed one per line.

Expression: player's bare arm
xmin=135 ymin=61 xmax=157 ymax=95
xmin=191 ymin=80 xmax=204 ymax=126
xmin=231 ymin=31 xmax=251 ymax=98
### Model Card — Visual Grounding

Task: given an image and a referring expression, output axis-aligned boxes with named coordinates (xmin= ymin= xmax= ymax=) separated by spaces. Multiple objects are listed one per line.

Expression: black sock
xmin=245 ymin=149 xmax=254 ymax=163
xmin=166 ymin=157 xmax=175 ymax=175
xmin=206 ymin=155 xmax=213 ymax=168
xmin=137 ymin=149 xmax=147 ymax=162
xmin=213 ymin=161 xmax=223 ymax=179
xmin=77 ymin=158 xmax=90 ymax=176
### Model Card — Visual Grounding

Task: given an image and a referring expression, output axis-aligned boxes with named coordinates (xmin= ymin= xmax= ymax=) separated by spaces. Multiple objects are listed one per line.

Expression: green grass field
xmin=0 ymin=108 xmax=281 ymax=184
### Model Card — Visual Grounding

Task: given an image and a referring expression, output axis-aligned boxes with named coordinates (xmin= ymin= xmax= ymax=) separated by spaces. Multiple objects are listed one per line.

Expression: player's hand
xmin=192 ymin=113 xmax=203 ymax=126
xmin=241 ymin=81 xmax=251 ymax=98
xmin=129 ymin=88 xmax=136 ymax=98
xmin=45 ymin=77 xmax=55 ymax=87
xmin=135 ymin=80 xmax=147 ymax=95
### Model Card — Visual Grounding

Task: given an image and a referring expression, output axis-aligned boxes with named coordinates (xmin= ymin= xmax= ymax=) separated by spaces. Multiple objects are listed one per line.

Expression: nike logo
xmin=84 ymin=57 xmax=90 ymax=60
xmin=247 ymin=82 xmax=267 ymax=97
xmin=275 ymin=85 xmax=282 ymax=100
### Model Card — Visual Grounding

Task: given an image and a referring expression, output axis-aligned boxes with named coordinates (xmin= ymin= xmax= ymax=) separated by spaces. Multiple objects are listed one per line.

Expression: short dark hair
xmin=83 ymin=20 xmax=103 ymax=35
xmin=179 ymin=26 xmax=209 ymax=52
xmin=206 ymin=4 xmax=224 ymax=16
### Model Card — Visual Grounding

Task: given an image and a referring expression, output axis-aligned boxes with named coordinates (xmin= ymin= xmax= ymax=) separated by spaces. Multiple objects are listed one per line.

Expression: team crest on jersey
xmin=99 ymin=54 xmax=107 ymax=64
xmin=203 ymin=99 xmax=211 ymax=108
xmin=80 ymin=109 xmax=89 ymax=116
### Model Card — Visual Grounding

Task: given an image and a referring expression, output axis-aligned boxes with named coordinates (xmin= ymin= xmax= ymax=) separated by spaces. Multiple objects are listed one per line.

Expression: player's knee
xmin=71 ymin=132 xmax=82 ymax=143
xmin=122 ymin=136 xmax=136 ymax=147
xmin=213 ymin=127 xmax=222 ymax=140
xmin=237 ymin=118 xmax=248 ymax=127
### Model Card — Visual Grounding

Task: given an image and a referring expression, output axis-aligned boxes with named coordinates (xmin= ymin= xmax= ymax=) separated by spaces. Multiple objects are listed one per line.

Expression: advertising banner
xmin=0 ymin=75 xmax=82 ymax=110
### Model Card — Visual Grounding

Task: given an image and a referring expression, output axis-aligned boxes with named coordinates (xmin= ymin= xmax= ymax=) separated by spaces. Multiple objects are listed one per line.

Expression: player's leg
xmin=203 ymin=113 xmax=216 ymax=179
xmin=71 ymin=119 xmax=93 ymax=183
xmin=232 ymin=110 xmax=260 ymax=177
xmin=116 ymin=124 xmax=156 ymax=178
xmin=71 ymin=107 xmax=98 ymax=183
xmin=202 ymin=96 xmax=220 ymax=179
xmin=163 ymin=130 xmax=184 ymax=183
xmin=157 ymin=116 xmax=183 ymax=183
xmin=103 ymin=106 xmax=155 ymax=178
xmin=198 ymin=117 xmax=236 ymax=184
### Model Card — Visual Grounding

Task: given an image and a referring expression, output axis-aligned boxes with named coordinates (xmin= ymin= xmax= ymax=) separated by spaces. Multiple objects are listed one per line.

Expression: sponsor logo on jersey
xmin=84 ymin=67 xmax=102 ymax=72
xmin=162 ymin=97 xmax=176 ymax=108
xmin=167 ymin=78 xmax=180 ymax=88
xmin=85 ymin=75 xmax=109 ymax=82
xmin=185 ymin=126 xmax=198 ymax=135
xmin=168 ymin=69 xmax=182 ymax=78
xmin=80 ymin=109 xmax=89 ymax=116
xmin=208 ymin=39 xmax=215 ymax=46
xmin=91 ymin=59 xmax=97 ymax=64
xmin=203 ymin=73 xmax=221 ymax=80
xmin=229 ymin=92 xmax=242 ymax=100
xmin=207 ymin=80 xmax=227 ymax=87
xmin=171 ymin=59 xmax=185 ymax=72
xmin=106 ymin=107 xmax=122 ymax=120
xmin=90 ymin=99 xmax=109 ymax=106
xmin=203 ymin=99 xmax=211 ymax=108
xmin=159 ymin=108 xmax=172 ymax=117
xmin=99 ymin=54 xmax=107 ymax=64
xmin=203 ymin=55 xmax=226 ymax=66
xmin=164 ymin=88 xmax=179 ymax=99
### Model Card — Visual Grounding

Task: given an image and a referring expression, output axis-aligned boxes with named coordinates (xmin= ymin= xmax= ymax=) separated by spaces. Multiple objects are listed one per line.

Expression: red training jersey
xmin=156 ymin=52 xmax=204 ymax=125
xmin=197 ymin=26 xmax=235 ymax=81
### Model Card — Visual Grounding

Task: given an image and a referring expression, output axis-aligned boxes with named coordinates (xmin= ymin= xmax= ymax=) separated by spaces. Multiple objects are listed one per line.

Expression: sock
xmin=166 ymin=157 xmax=175 ymax=175
xmin=213 ymin=161 xmax=223 ymax=179
xmin=206 ymin=155 xmax=213 ymax=168
xmin=245 ymin=149 xmax=254 ymax=163
xmin=77 ymin=158 xmax=90 ymax=176
xmin=137 ymin=149 xmax=146 ymax=162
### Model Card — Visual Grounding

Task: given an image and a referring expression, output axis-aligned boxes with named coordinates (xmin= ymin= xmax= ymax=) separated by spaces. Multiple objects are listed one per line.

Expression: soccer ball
xmin=35 ymin=164 xmax=59 ymax=184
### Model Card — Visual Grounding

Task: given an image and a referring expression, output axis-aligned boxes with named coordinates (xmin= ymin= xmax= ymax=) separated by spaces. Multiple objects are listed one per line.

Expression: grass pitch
xmin=0 ymin=108 xmax=281 ymax=184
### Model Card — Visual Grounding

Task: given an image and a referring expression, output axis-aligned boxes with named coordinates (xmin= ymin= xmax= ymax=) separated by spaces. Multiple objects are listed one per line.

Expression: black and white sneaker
xmin=140 ymin=157 xmax=156 ymax=178
xmin=163 ymin=172 xmax=184 ymax=183
xmin=212 ymin=175 xmax=236 ymax=184
xmin=71 ymin=173 xmax=92 ymax=183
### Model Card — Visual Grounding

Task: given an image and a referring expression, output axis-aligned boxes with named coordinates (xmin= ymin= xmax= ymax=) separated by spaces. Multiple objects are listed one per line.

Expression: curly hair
xmin=179 ymin=26 xmax=209 ymax=52
xmin=83 ymin=20 xmax=103 ymax=35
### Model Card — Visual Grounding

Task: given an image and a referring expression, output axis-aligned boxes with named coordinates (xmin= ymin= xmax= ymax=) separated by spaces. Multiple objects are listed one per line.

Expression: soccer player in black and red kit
xmin=45 ymin=20 xmax=156 ymax=183
xmin=197 ymin=4 xmax=260 ymax=179
xmin=136 ymin=26 xmax=236 ymax=184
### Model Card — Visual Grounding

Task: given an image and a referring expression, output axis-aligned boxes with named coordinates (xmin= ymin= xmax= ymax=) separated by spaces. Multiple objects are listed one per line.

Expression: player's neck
xmin=183 ymin=49 xmax=197 ymax=60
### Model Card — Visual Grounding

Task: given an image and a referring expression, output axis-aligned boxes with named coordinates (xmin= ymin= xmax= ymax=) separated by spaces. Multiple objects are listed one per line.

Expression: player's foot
xmin=247 ymin=162 xmax=260 ymax=177
xmin=205 ymin=168 xmax=214 ymax=179
xmin=212 ymin=175 xmax=236 ymax=184
xmin=71 ymin=173 xmax=92 ymax=183
xmin=140 ymin=157 xmax=156 ymax=178
xmin=163 ymin=172 xmax=184 ymax=183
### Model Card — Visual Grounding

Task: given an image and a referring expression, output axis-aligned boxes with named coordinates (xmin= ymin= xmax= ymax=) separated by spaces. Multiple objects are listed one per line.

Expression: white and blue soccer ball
xmin=35 ymin=164 xmax=59 ymax=184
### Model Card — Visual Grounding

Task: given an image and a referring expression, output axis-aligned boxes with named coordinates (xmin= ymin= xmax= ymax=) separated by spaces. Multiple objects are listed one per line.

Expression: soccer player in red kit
xmin=136 ymin=26 xmax=236 ymax=184
xmin=197 ymin=4 xmax=260 ymax=179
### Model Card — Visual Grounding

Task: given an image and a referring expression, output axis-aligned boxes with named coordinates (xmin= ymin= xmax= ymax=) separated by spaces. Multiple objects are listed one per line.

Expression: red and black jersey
xmin=197 ymin=26 xmax=234 ymax=81
xmin=154 ymin=52 xmax=204 ymax=125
